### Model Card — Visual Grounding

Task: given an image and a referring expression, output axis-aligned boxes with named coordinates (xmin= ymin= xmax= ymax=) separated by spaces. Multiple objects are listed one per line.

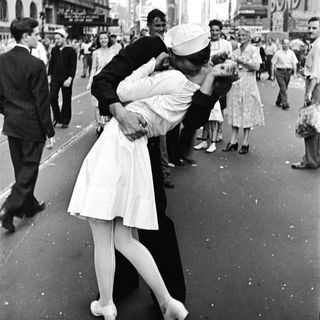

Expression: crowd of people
xmin=0 ymin=8 xmax=319 ymax=320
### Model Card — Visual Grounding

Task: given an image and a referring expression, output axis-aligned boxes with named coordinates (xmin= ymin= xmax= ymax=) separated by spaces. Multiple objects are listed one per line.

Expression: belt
xmin=276 ymin=68 xmax=292 ymax=71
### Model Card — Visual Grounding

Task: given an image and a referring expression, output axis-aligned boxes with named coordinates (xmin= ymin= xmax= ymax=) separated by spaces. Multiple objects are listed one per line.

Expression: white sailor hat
xmin=54 ymin=28 xmax=68 ymax=38
xmin=166 ymin=24 xmax=210 ymax=56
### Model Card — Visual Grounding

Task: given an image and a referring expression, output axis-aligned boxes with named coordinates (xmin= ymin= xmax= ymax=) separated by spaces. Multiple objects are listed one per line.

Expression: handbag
xmin=209 ymin=101 xmax=223 ymax=122
xmin=295 ymin=103 xmax=320 ymax=138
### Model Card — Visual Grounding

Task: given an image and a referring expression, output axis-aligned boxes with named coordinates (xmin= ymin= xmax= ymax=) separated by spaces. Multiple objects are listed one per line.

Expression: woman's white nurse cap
xmin=166 ymin=24 xmax=210 ymax=56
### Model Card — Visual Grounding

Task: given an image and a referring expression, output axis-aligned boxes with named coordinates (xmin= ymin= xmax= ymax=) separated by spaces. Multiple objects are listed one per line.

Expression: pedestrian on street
xmin=86 ymin=32 xmax=121 ymax=135
xmin=48 ymin=28 xmax=77 ymax=128
xmin=80 ymin=35 xmax=92 ymax=78
xmin=223 ymin=27 xmax=265 ymax=155
xmin=271 ymin=39 xmax=298 ymax=110
xmin=0 ymin=18 xmax=55 ymax=232
xmin=145 ymin=9 xmax=175 ymax=188
xmin=265 ymin=38 xmax=278 ymax=80
xmin=69 ymin=24 xmax=232 ymax=320
xmin=194 ymin=19 xmax=232 ymax=153
xmin=31 ymin=36 xmax=48 ymax=66
xmin=292 ymin=16 xmax=320 ymax=170
xmin=91 ymin=13 xmax=225 ymax=312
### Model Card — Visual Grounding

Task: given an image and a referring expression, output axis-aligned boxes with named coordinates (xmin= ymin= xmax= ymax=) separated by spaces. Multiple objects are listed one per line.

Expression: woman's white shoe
xmin=206 ymin=142 xmax=216 ymax=153
xmin=194 ymin=141 xmax=207 ymax=150
xmin=90 ymin=300 xmax=117 ymax=320
xmin=163 ymin=297 xmax=189 ymax=320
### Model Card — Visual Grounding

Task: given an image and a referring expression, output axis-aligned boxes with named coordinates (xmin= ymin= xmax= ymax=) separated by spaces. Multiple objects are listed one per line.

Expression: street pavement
xmin=0 ymin=72 xmax=319 ymax=320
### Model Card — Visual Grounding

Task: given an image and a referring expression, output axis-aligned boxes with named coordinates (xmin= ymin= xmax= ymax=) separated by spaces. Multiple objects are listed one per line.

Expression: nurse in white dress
xmin=68 ymin=24 xmax=234 ymax=320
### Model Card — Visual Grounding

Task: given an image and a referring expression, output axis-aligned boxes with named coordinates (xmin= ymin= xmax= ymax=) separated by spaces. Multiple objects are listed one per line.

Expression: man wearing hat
xmin=48 ymin=28 xmax=77 ymax=128
xmin=69 ymin=23 xmax=229 ymax=320
xmin=92 ymin=12 xmax=229 ymax=305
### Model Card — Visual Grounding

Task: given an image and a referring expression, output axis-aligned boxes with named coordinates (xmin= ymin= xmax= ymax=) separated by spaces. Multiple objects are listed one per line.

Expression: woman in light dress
xmin=86 ymin=32 xmax=121 ymax=134
xmin=223 ymin=27 xmax=265 ymax=154
xmin=68 ymin=24 xmax=235 ymax=320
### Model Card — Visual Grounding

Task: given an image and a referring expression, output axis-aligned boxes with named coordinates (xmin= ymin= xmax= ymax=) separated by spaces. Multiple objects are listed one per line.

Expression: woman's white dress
xmin=226 ymin=44 xmax=265 ymax=128
xmin=68 ymin=58 xmax=199 ymax=230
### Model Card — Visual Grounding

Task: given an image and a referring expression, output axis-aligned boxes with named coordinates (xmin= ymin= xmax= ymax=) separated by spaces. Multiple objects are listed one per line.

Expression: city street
xmin=0 ymin=71 xmax=319 ymax=320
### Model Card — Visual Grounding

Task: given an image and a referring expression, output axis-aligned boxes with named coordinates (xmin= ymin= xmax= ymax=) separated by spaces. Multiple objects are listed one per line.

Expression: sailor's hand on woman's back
xmin=109 ymin=102 xmax=147 ymax=141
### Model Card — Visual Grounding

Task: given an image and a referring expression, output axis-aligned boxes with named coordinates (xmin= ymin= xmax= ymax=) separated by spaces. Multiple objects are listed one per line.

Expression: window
xmin=30 ymin=2 xmax=37 ymax=19
xmin=0 ymin=0 xmax=7 ymax=21
xmin=16 ymin=0 xmax=23 ymax=19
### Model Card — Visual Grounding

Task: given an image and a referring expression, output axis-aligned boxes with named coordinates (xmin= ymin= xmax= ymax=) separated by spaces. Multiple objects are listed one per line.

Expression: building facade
xmin=0 ymin=0 xmax=117 ymax=40
xmin=270 ymin=0 xmax=320 ymax=37
xmin=0 ymin=0 xmax=43 ymax=39
xmin=232 ymin=0 xmax=269 ymax=29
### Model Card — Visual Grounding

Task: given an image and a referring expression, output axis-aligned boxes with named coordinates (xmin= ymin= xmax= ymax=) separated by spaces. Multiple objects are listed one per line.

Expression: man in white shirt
xmin=31 ymin=38 xmax=48 ymax=65
xmin=271 ymin=38 xmax=298 ymax=110
xmin=292 ymin=17 xmax=320 ymax=169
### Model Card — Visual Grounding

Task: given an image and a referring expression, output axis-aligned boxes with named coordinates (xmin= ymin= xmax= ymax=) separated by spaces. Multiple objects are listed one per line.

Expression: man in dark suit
xmin=0 ymin=18 xmax=55 ymax=232
xmin=92 ymin=10 xmax=220 ymax=304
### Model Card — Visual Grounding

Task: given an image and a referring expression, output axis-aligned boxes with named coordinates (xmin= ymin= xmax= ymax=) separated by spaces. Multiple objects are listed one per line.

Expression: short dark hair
xmin=209 ymin=19 xmax=223 ymax=30
xmin=10 ymin=18 xmax=38 ymax=43
xmin=308 ymin=16 xmax=320 ymax=24
xmin=176 ymin=43 xmax=211 ymax=67
xmin=147 ymin=9 xmax=166 ymax=24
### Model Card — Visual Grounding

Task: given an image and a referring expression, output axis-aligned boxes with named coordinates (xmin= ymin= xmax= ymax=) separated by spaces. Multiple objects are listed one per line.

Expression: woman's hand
xmin=211 ymin=61 xmax=237 ymax=77
xmin=86 ymin=83 xmax=91 ymax=91
xmin=155 ymin=52 xmax=170 ymax=71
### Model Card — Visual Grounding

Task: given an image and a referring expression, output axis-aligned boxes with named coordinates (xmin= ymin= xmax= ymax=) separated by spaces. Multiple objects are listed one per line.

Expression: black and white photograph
xmin=0 ymin=0 xmax=319 ymax=319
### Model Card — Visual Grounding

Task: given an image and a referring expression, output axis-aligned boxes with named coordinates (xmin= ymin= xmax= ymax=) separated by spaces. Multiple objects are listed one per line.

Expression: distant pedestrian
xmin=0 ymin=18 xmax=55 ymax=232
xmin=31 ymin=38 xmax=48 ymax=65
xmin=265 ymin=38 xmax=278 ymax=80
xmin=86 ymin=32 xmax=121 ymax=135
xmin=223 ymin=27 xmax=265 ymax=155
xmin=194 ymin=19 xmax=232 ymax=153
xmin=255 ymin=38 xmax=266 ymax=81
xmin=48 ymin=28 xmax=77 ymax=128
xmin=271 ymin=38 xmax=298 ymax=110
xmin=292 ymin=17 xmax=320 ymax=170
xmin=80 ymin=35 xmax=92 ymax=78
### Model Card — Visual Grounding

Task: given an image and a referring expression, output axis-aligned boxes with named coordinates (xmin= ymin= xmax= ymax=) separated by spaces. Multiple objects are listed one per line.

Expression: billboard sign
xmin=57 ymin=13 xmax=106 ymax=26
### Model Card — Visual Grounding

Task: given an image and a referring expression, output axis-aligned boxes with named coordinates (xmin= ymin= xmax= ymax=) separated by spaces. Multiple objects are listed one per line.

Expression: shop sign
xmin=57 ymin=13 xmax=106 ymax=26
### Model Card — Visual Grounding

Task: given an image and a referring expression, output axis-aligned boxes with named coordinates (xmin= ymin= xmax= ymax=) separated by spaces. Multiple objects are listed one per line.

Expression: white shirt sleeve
xmin=38 ymin=42 xmax=48 ymax=65
xmin=117 ymin=59 xmax=186 ymax=102
xmin=271 ymin=51 xmax=278 ymax=65
xmin=226 ymin=41 xmax=233 ymax=57
xmin=310 ymin=43 xmax=320 ymax=83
